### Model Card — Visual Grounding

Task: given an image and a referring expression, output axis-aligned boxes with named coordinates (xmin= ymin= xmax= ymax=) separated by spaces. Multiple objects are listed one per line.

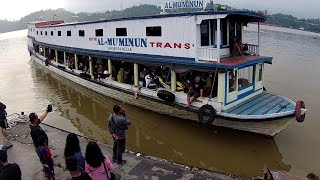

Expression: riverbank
xmin=6 ymin=121 xmax=242 ymax=180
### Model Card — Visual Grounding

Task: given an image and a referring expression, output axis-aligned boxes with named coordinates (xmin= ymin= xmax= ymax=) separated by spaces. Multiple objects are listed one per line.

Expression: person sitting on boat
xmin=145 ymin=72 xmax=151 ymax=88
xmin=231 ymin=36 xmax=243 ymax=56
xmin=68 ymin=59 xmax=75 ymax=72
xmin=117 ymin=68 xmax=125 ymax=83
xmin=93 ymin=64 xmax=99 ymax=80
xmin=187 ymin=76 xmax=204 ymax=108
xmin=242 ymin=43 xmax=250 ymax=55
xmin=97 ymin=65 xmax=105 ymax=80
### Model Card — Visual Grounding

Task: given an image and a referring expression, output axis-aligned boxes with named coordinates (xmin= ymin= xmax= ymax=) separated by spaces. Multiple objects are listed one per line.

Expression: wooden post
xmin=134 ymin=63 xmax=139 ymax=87
xmin=75 ymin=54 xmax=78 ymax=70
xmin=55 ymin=50 xmax=58 ymax=63
xmin=108 ymin=59 xmax=112 ymax=79
xmin=63 ymin=52 xmax=67 ymax=65
xmin=216 ymin=19 xmax=221 ymax=63
xmin=171 ymin=70 xmax=176 ymax=91
xmin=208 ymin=20 xmax=212 ymax=46
xmin=217 ymin=73 xmax=225 ymax=103
xmin=89 ymin=56 xmax=93 ymax=76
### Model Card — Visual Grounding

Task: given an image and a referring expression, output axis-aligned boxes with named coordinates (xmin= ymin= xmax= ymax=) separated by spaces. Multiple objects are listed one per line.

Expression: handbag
xmin=102 ymin=160 xmax=121 ymax=180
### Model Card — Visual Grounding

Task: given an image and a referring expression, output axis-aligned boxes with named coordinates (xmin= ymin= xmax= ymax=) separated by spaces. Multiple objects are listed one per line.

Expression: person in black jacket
xmin=0 ymin=101 xmax=11 ymax=148
xmin=0 ymin=148 xmax=22 ymax=180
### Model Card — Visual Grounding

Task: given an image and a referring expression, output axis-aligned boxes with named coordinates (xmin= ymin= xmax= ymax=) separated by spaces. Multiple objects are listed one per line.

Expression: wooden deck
xmin=222 ymin=92 xmax=296 ymax=118
xmin=205 ymin=55 xmax=272 ymax=67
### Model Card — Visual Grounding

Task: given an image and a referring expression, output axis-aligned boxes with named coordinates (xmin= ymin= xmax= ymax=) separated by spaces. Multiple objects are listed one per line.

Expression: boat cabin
xmin=27 ymin=10 xmax=275 ymax=117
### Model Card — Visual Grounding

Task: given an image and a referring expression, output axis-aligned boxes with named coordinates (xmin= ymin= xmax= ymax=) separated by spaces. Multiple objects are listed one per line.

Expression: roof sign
xmin=164 ymin=0 xmax=205 ymax=10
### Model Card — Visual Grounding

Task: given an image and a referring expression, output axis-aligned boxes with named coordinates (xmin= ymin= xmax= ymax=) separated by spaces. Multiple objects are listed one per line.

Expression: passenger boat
xmin=27 ymin=6 xmax=307 ymax=136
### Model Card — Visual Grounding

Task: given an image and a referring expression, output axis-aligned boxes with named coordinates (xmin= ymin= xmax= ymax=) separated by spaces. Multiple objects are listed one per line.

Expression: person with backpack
xmin=108 ymin=105 xmax=131 ymax=165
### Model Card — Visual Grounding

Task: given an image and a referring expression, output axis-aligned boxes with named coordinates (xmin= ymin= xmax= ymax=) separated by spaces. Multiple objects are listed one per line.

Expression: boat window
xmin=45 ymin=31 xmax=48 ymax=36
xmin=221 ymin=19 xmax=228 ymax=45
xmin=200 ymin=20 xmax=209 ymax=46
xmin=95 ymin=29 xmax=103 ymax=36
xmin=238 ymin=66 xmax=253 ymax=88
xmin=146 ymin=26 xmax=161 ymax=36
xmin=58 ymin=31 xmax=61 ymax=36
xmin=51 ymin=31 xmax=53 ymax=36
xmin=67 ymin=31 xmax=71 ymax=36
xmin=229 ymin=20 xmax=235 ymax=43
xmin=116 ymin=28 xmax=127 ymax=36
xmin=40 ymin=31 xmax=43 ymax=35
xmin=235 ymin=22 xmax=242 ymax=38
xmin=79 ymin=30 xmax=85 ymax=37
xmin=37 ymin=31 xmax=38 ymax=35
xmin=258 ymin=64 xmax=263 ymax=82
xmin=229 ymin=70 xmax=237 ymax=93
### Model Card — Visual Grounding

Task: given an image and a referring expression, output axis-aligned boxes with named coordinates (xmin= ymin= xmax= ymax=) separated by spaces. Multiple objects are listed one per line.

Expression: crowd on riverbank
xmin=0 ymin=103 xmax=130 ymax=180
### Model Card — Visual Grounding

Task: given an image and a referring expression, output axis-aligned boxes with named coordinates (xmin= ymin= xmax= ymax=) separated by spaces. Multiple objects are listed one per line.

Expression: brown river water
xmin=0 ymin=27 xmax=319 ymax=178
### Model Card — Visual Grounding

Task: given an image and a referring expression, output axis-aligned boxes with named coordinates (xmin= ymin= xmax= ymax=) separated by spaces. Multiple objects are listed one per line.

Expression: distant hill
xmin=0 ymin=4 xmax=161 ymax=33
xmin=0 ymin=4 xmax=319 ymax=33
xmin=266 ymin=14 xmax=320 ymax=32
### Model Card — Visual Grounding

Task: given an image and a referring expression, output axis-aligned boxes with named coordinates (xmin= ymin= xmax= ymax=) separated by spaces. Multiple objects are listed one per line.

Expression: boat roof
xmin=32 ymin=38 xmax=272 ymax=70
xmin=29 ymin=10 xmax=267 ymax=28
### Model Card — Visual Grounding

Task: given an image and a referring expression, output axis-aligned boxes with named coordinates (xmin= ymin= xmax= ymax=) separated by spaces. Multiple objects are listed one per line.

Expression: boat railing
xmin=246 ymin=44 xmax=259 ymax=55
xmin=198 ymin=47 xmax=220 ymax=62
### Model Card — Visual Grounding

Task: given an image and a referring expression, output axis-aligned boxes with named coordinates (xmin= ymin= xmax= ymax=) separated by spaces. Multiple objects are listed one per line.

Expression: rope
xmin=5 ymin=113 xmax=29 ymax=130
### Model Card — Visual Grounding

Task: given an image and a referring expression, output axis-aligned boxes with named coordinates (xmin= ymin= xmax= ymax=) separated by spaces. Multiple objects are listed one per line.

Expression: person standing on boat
xmin=108 ymin=105 xmax=131 ymax=165
xmin=187 ymin=76 xmax=204 ymax=108
xmin=0 ymin=101 xmax=11 ymax=148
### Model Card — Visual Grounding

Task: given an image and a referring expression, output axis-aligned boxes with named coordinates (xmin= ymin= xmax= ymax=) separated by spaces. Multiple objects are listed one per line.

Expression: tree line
xmin=0 ymin=4 xmax=319 ymax=33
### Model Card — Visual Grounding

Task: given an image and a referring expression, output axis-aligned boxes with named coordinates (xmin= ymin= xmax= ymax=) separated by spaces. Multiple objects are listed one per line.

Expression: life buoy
xmin=198 ymin=105 xmax=216 ymax=124
xmin=295 ymin=101 xmax=306 ymax=122
xmin=157 ymin=90 xmax=175 ymax=102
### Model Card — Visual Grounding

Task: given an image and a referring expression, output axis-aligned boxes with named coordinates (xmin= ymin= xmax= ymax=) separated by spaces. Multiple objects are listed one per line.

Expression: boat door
xmin=225 ymin=70 xmax=238 ymax=104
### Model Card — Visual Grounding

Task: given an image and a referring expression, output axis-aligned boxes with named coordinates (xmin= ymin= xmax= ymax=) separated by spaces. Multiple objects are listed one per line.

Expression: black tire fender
xmin=198 ymin=105 xmax=216 ymax=124
xmin=157 ymin=90 xmax=175 ymax=102
xmin=295 ymin=101 xmax=306 ymax=122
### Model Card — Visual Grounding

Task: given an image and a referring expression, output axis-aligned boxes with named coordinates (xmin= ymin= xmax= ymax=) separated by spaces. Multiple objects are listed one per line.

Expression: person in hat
xmin=0 ymin=147 xmax=22 ymax=180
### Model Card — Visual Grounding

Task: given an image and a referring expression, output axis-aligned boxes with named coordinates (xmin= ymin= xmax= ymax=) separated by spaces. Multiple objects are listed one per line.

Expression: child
xmin=36 ymin=135 xmax=55 ymax=180
xmin=66 ymin=156 xmax=92 ymax=180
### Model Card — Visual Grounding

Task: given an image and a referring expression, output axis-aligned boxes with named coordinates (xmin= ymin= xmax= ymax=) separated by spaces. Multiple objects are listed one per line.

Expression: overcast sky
xmin=0 ymin=0 xmax=319 ymax=20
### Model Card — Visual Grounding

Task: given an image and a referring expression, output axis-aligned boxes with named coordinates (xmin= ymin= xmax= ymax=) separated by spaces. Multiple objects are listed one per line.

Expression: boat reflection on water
xmin=32 ymin=64 xmax=290 ymax=177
